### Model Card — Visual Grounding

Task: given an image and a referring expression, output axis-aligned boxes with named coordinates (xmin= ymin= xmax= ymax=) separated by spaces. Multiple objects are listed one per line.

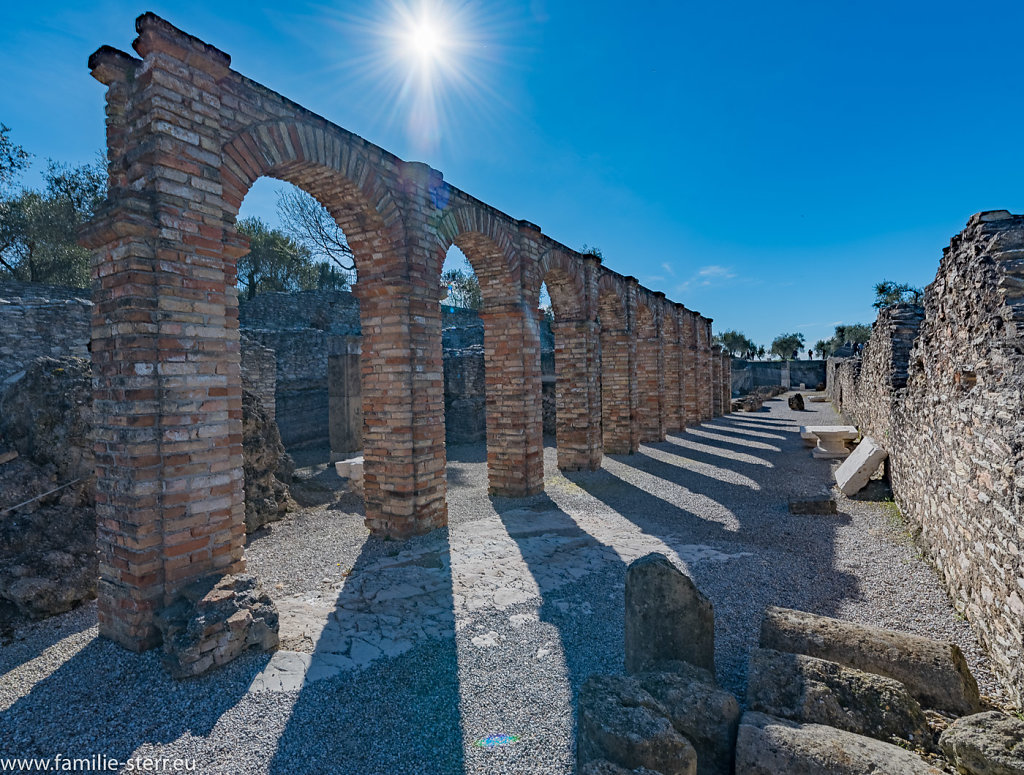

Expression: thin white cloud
xmin=675 ymin=264 xmax=738 ymax=293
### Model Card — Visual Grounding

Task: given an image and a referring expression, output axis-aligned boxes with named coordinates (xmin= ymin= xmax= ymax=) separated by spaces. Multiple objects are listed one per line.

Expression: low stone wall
xmin=827 ymin=212 xmax=1024 ymax=705
xmin=731 ymin=359 xmax=826 ymax=397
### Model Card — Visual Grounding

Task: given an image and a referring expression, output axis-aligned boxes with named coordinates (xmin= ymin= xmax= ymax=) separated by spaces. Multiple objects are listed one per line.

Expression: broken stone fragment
xmin=154 ymin=573 xmax=279 ymax=679
xmin=577 ymin=674 xmax=697 ymax=775
xmin=746 ymin=647 xmax=933 ymax=749
xmin=834 ymin=436 xmax=888 ymax=497
xmin=787 ymin=494 xmax=838 ymax=515
xmin=625 ymin=553 xmax=715 ymax=675
xmin=788 ymin=393 xmax=805 ymax=411
xmin=636 ymin=661 xmax=740 ymax=775
xmin=759 ymin=606 xmax=981 ymax=716
xmin=734 ymin=711 xmax=945 ymax=774
xmin=939 ymin=711 xmax=1024 ymax=775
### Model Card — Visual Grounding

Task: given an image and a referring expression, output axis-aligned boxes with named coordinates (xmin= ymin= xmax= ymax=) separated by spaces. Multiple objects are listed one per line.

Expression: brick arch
xmin=532 ymin=248 xmax=588 ymax=322
xmin=435 ymin=206 xmax=543 ymax=496
xmin=435 ymin=206 xmax=520 ymax=308
xmin=635 ymin=300 xmax=656 ymax=337
xmin=220 ymin=120 xmax=403 ymax=279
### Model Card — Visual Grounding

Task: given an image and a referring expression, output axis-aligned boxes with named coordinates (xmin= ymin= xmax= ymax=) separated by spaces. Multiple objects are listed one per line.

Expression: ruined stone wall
xmin=826 ymin=212 xmax=1024 ymax=704
xmin=239 ymin=334 xmax=276 ymax=421
xmin=0 ymin=286 xmax=92 ymax=386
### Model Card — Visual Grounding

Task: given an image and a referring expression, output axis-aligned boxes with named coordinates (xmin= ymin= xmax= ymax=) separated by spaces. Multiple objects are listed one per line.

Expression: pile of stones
xmin=732 ymin=385 xmax=788 ymax=413
xmin=154 ymin=573 xmax=279 ymax=678
xmin=577 ymin=553 xmax=1024 ymax=774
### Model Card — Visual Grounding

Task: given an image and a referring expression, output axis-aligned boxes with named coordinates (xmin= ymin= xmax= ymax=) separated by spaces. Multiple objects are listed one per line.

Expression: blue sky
xmin=3 ymin=1 xmax=1023 ymax=348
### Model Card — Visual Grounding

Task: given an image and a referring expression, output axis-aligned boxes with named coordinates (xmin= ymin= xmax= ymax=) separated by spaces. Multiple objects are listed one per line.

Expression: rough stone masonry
xmin=828 ymin=210 xmax=1024 ymax=706
xmin=76 ymin=13 xmax=732 ymax=651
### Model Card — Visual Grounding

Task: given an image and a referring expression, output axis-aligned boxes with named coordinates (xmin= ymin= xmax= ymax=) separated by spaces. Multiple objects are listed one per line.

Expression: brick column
xmin=662 ymin=303 xmax=683 ymax=433
xmin=359 ymin=161 xmax=449 ymax=537
xmin=680 ymin=308 xmax=699 ymax=426
xmin=635 ymin=291 xmax=665 ymax=443
xmin=721 ymin=352 xmax=732 ymax=414
xmin=84 ymin=33 xmax=244 ymax=651
xmin=600 ymin=280 xmax=640 ymax=455
xmin=552 ymin=318 xmax=603 ymax=470
xmin=478 ymin=301 xmax=544 ymax=496
xmin=711 ymin=345 xmax=724 ymax=416
xmin=697 ymin=316 xmax=714 ymax=421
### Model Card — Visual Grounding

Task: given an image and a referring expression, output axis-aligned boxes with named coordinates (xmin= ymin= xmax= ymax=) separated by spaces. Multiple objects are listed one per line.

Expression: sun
xmin=402 ymin=13 xmax=451 ymax=69
xmin=408 ymin=18 xmax=444 ymax=61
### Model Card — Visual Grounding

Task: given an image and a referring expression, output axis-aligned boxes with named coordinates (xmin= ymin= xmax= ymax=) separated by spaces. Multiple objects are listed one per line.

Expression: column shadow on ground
xmin=267 ymin=530 xmax=465 ymax=775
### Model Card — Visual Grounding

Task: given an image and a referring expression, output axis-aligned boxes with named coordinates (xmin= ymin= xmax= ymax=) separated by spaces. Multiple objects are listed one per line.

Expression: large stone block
xmin=760 ymin=606 xmax=981 ymax=715
xmin=577 ymin=675 xmax=697 ymax=775
xmin=746 ymin=647 xmax=932 ymax=749
xmin=939 ymin=711 xmax=1024 ymax=775
xmin=637 ymin=661 xmax=740 ymax=775
xmin=735 ymin=711 xmax=945 ymax=774
xmin=834 ymin=436 xmax=888 ymax=496
xmin=625 ymin=553 xmax=715 ymax=675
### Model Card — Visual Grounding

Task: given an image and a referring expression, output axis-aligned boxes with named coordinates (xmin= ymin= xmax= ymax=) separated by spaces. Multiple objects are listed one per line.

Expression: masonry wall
xmin=0 ymin=283 xmax=93 ymax=386
xmin=731 ymin=359 xmax=826 ymax=396
xmin=827 ymin=212 xmax=1024 ymax=705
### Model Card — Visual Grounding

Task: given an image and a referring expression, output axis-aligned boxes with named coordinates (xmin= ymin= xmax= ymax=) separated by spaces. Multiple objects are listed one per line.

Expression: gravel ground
xmin=0 ymin=393 xmax=1010 ymax=774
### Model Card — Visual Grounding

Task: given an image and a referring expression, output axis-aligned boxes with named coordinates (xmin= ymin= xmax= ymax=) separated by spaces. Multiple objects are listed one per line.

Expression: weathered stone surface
xmin=789 ymin=392 xmax=805 ymax=410
xmin=0 ymin=356 xmax=93 ymax=481
xmin=746 ymin=647 xmax=933 ymax=748
xmin=625 ymin=553 xmax=715 ymax=674
xmin=243 ymin=389 xmax=296 ymax=532
xmin=735 ymin=711 xmax=945 ymax=774
xmin=578 ymin=675 xmax=697 ymax=775
xmin=579 ymin=760 xmax=662 ymax=775
xmin=154 ymin=574 xmax=279 ymax=679
xmin=834 ymin=436 xmax=888 ymax=496
xmin=760 ymin=606 xmax=981 ymax=715
xmin=637 ymin=661 xmax=740 ymax=775
xmin=0 ymin=357 xmax=96 ymax=625
xmin=939 ymin=711 xmax=1024 ymax=775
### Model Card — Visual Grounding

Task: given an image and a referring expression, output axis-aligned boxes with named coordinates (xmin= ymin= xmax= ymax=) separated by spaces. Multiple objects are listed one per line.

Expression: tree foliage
xmin=441 ymin=258 xmax=482 ymax=309
xmin=580 ymin=243 xmax=603 ymax=260
xmin=236 ymin=216 xmax=348 ymax=299
xmin=833 ymin=323 xmax=871 ymax=346
xmin=0 ymin=157 xmax=105 ymax=287
xmin=814 ymin=338 xmax=835 ymax=358
xmin=0 ymin=124 xmax=31 ymax=188
xmin=873 ymin=279 xmax=922 ymax=309
xmin=713 ymin=329 xmax=756 ymax=357
xmin=770 ymin=332 xmax=806 ymax=360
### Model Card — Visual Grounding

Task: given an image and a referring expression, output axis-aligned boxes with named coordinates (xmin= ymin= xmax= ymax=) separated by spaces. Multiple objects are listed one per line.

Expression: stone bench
xmin=799 ymin=426 xmax=858 ymax=459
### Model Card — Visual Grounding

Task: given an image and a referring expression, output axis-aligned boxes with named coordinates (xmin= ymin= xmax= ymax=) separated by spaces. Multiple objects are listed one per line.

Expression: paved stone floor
xmin=0 ymin=393 xmax=1005 ymax=774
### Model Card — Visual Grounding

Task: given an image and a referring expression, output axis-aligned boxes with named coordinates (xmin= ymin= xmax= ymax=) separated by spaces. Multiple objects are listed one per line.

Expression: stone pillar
xmin=680 ymin=308 xmax=700 ymax=426
xmin=711 ymin=345 xmax=724 ymax=416
xmin=328 ymin=335 xmax=361 ymax=455
xmin=552 ymin=318 xmax=603 ymax=470
xmin=662 ymin=303 xmax=683 ymax=433
xmin=84 ymin=33 xmax=244 ymax=651
xmin=478 ymin=300 xmax=544 ymax=496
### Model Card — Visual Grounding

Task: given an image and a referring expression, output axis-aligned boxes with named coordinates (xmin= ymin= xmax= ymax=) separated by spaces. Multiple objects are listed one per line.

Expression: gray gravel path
xmin=0 ymin=392 xmax=1007 ymax=774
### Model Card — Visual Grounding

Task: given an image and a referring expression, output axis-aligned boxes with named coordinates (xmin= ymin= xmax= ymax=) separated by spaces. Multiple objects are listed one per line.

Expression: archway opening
xmin=441 ymin=245 xmax=487 ymax=453
xmin=235 ymin=178 xmax=362 ymax=466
